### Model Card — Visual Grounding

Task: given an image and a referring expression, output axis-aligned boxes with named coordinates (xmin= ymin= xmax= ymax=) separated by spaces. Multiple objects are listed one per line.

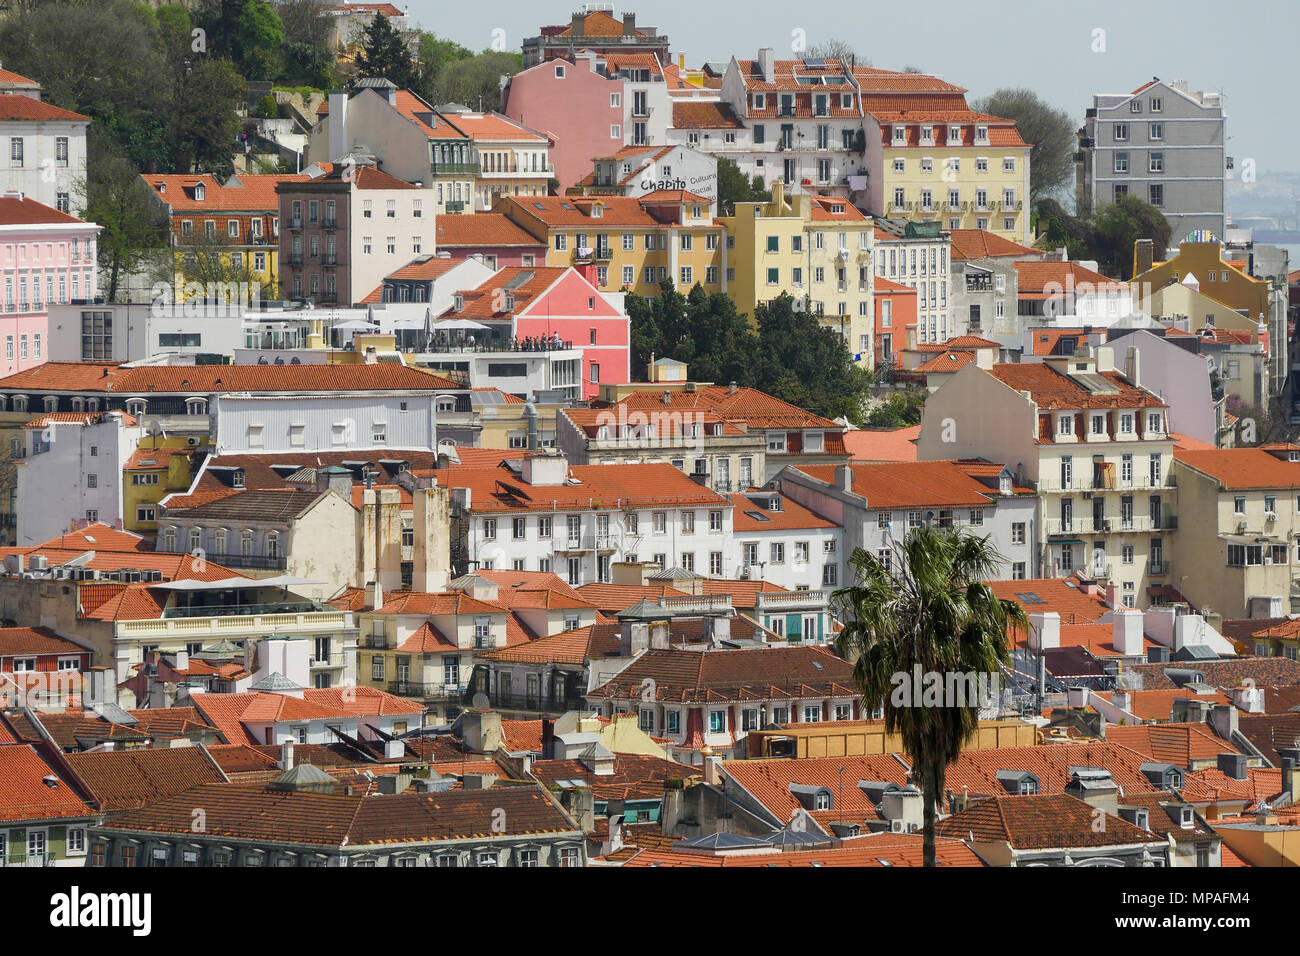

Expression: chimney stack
xmin=1028 ymin=611 xmax=1060 ymax=650
xmin=280 ymin=738 xmax=294 ymax=771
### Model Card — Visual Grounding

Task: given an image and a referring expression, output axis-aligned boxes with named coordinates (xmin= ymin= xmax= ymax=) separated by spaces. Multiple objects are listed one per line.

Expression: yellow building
xmin=123 ymin=443 xmax=198 ymax=535
xmin=496 ymin=193 xmax=724 ymax=299
xmin=1133 ymin=240 xmax=1270 ymax=315
xmin=861 ymin=83 xmax=1032 ymax=244
xmin=719 ymin=180 xmax=875 ymax=364
xmin=142 ymin=172 xmax=322 ymax=298
xmin=1171 ymin=444 xmax=1300 ymax=623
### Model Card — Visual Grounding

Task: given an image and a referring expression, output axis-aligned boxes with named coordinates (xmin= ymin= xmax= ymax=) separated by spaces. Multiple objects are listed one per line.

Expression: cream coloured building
xmin=1171 ymin=444 xmax=1300 ymax=623
xmin=918 ymin=347 xmax=1176 ymax=607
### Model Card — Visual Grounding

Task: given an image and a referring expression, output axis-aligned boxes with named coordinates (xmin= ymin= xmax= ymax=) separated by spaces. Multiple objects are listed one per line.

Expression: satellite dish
xmin=471 ymin=692 xmax=490 ymax=710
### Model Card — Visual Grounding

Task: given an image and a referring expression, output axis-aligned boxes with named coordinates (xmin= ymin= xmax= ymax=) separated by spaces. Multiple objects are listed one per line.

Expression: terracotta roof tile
xmin=1174 ymin=447 xmax=1300 ymax=490
xmin=935 ymin=793 xmax=1158 ymax=849
xmin=434 ymin=213 xmax=544 ymax=248
xmin=0 ymin=93 xmax=87 ymax=122
xmin=671 ymin=101 xmax=745 ymax=130
xmin=64 ymin=747 xmax=225 ymax=811
xmin=948 ymin=229 xmax=1044 ymax=261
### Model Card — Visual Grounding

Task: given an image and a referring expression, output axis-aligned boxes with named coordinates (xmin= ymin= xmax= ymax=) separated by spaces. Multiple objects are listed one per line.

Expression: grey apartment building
xmin=1076 ymin=78 xmax=1227 ymax=241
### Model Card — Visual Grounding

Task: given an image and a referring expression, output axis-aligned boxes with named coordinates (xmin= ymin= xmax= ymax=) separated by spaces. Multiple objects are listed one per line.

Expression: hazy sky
xmin=403 ymin=0 xmax=1298 ymax=175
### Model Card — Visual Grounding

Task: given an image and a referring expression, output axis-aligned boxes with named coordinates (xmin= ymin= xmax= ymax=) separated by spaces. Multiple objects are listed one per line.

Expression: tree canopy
xmin=971 ymin=88 xmax=1075 ymax=204
xmin=353 ymin=11 xmax=418 ymax=89
xmin=628 ymin=285 xmax=872 ymax=424
xmin=716 ymin=156 xmax=770 ymax=214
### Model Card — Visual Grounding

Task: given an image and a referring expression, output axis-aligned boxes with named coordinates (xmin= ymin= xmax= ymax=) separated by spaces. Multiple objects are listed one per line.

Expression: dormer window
xmin=949 ymin=125 xmax=961 ymax=141
xmin=194 ymin=183 xmax=205 ymax=201
xmin=232 ymin=470 xmax=245 ymax=489
xmin=975 ymin=125 xmax=989 ymax=143
xmin=454 ymin=294 xmax=464 ymax=312
xmin=692 ymin=204 xmax=702 ymax=219
xmin=804 ymin=431 xmax=824 ymax=453
xmin=591 ymin=205 xmax=603 ymax=218
xmin=555 ymin=64 xmax=566 ymax=78
xmin=921 ymin=125 xmax=934 ymax=143
xmin=753 ymin=93 xmax=765 ymax=110
xmin=43 ymin=396 xmax=57 ymax=413
xmin=999 ymin=475 xmax=1011 ymax=495
xmin=892 ymin=126 xmax=906 ymax=144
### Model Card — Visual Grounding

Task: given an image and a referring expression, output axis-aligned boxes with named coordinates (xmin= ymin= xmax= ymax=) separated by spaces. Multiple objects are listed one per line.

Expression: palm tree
xmin=833 ymin=526 xmax=1027 ymax=866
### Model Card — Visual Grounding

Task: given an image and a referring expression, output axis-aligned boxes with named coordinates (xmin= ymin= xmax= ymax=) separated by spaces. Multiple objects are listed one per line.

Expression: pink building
xmin=442 ymin=265 xmax=629 ymax=400
xmin=502 ymin=52 xmax=625 ymax=192
xmin=0 ymin=192 xmax=99 ymax=376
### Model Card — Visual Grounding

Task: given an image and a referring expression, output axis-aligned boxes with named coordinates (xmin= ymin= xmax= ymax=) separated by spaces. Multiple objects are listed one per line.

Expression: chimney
xmin=370 ymin=578 xmax=383 ymax=611
xmin=1231 ymin=682 xmax=1265 ymax=713
xmin=757 ymin=47 xmax=775 ymax=84
xmin=541 ymin=717 xmax=555 ymax=759
xmin=1124 ymin=347 xmax=1141 ymax=389
xmin=1133 ymin=239 xmax=1154 ymax=278
xmin=622 ymin=12 xmax=635 ymax=36
xmin=280 ymin=738 xmax=294 ymax=770
xmin=1208 ymin=703 xmax=1238 ymax=741
xmin=1111 ymin=690 xmax=1131 ymax=713
xmin=328 ymin=90 xmax=349 ymax=163
xmin=570 ymin=12 xmax=584 ymax=37
xmin=661 ymin=389 xmax=671 ymax=405
xmin=770 ymin=177 xmax=785 ymax=210
xmin=1216 ymin=752 xmax=1248 ymax=781
xmin=174 ymin=649 xmax=189 ymax=672
xmin=1112 ymin=610 xmax=1145 ymax=656
xmin=835 ymin=464 xmax=853 ymax=493
xmin=1066 ymin=685 xmax=1090 ymax=708
xmin=703 ymin=754 xmax=722 ymax=786
xmin=1278 ymin=748 xmax=1300 ymax=798
xmin=1028 ymin=611 xmax=1060 ymax=650
xmin=384 ymin=738 xmax=404 ymax=759
xmin=462 ymin=709 xmax=503 ymax=752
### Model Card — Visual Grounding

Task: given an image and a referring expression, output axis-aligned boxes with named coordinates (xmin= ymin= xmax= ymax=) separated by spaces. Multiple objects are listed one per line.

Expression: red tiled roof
xmin=479 ymin=622 xmax=621 ymax=665
xmin=795 ymin=460 xmax=996 ymax=508
xmin=0 ymin=93 xmax=87 ymax=122
xmin=988 ymin=362 xmax=1165 ymax=411
xmin=615 ymin=385 xmax=839 ymax=431
xmin=144 ymin=172 xmax=318 ymax=213
xmin=935 ymin=793 xmax=1158 ymax=849
xmin=617 ymin=833 xmax=982 ymax=866
xmin=808 ymin=196 xmax=868 ymax=221
xmin=0 ymin=194 xmax=91 ymax=226
xmin=1013 ymin=260 xmax=1128 ymax=293
xmin=64 ymin=747 xmax=226 ymax=811
xmin=988 ymin=578 xmax=1111 ymax=626
xmin=1174 ymin=447 xmax=1300 ymax=490
xmin=438 ymin=111 xmax=546 ymax=143
xmin=912 ymin=350 xmax=977 ymax=374
xmin=1104 ymin=723 xmax=1245 ymax=766
xmin=430 ymin=461 xmax=730 ymax=515
xmin=730 ymin=492 xmax=835 ymax=531
xmin=671 ymin=101 xmax=744 ymax=130
xmin=0 ymin=746 xmax=96 ymax=823
xmin=0 ymin=362 xmax=456 ymax=394
xmin=587 ymin=645 xmax=856 ymax=704
xmin=1095 ymin=688 xmax=1231 ymax=721
xmin=949 ymin=229 xmax=1043 ymax=261
xmin=0 ymin=626 xmax=88 ymax=657
xmin=502 ymin=195 xmax=660 ymax=228
xmin=375 ymin=591 xmax=504 ymax=616
xmin=434 ymin=213 xmax=544 ymax=248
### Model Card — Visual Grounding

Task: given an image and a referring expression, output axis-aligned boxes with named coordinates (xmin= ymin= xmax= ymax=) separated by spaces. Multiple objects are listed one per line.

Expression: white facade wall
xmin=733 ymin=525 xmax=842 ymax=591
xmin=0 ymin=117 xmax=88 ymax=211
xmin=213 ymin=393 xmax=437 ymax=453
xmin=15 ymin=413 xmax=141 ymax=545
xmin=468 ymin=503 xmax=735 ymax=585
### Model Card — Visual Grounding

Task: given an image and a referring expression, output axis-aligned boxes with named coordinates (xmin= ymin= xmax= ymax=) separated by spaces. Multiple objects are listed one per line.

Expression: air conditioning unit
xmin=1236 ymin=520 xmax=1249 ymax=533
xmin=890 ymin=818 xmax=905 ymax=833
xmin=28 ymin=555 xmax=47 ymax=570
xmin=739 ymin=567 xmax=751 ymax=580
xmin=1265 ymin=511 xmax=1278 ymax=521
xmin=1102 ymin=521 xmax=1112 ymax=532
xmin=1082 ymin=491 xmax=1093 ymax=499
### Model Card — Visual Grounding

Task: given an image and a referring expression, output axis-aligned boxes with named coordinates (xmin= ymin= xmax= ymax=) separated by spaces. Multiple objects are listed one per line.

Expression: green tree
xmin=1093 ymin=195 xmax=1171 ymax=279
xmin=865 ymin=389 xmax=927 ymax=428
xmin=77 ymin=135 xmax=170 ymax=301
xmin=432 ymin=50 xmax=522 ymax=110
xmin=278 ymin=0 xmax=340 ymax=87
xmin=971 ymin=88 xmax=1075 ymax=204
xmin=754 ymin=295 xmax=871 ymax=424
xmin=256 ymin=93 xmax=278 ymax=119
xmin=353 ymin=11 xmax=417 ymax=89
xmin=156 ymin=6 xmax=246 ymax=174
xmin=232 ymin=0 xmax=284 ymax=81
xmin=834 ymin=528 xmax=1025 ymax=866
xmin=416 ymin=31 xmax=473 ymax=100
xmin=1033 ymin=198 xmax=1097 ymax=261
xmin=716 ymin=156 xmax=770 ymax=214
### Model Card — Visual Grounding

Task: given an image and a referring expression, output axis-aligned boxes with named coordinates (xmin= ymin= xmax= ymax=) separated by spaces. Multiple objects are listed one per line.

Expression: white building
xmin=445 ymin=453 xmax=736 ymax=586
xmin=728 ymin=489 xmax=842 ymax=591
xmin=14 ymin=410 xmax=142 ymax=545
xmin=776 ymin=460 xmax=1041 ymax=584
xmin=213 ymin=392 xmax=438 ymax=454
xmin=585 ymin=144 xmax=718 ymax=202
xmin=0 ymin=92 xmax=89 ymax=213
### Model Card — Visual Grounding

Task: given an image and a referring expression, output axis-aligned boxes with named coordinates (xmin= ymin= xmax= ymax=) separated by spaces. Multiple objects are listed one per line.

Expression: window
xmin=483 ymin=518 xmax=497 ymax=540
xmin=1114 ymin=123 xmax=1129 ymax=142
xmin=1149 ymin=184 xmax=1163 ymax=206
xmin=709 ymin=710 xmax=725 ymax=733
xmin=1149 ymin=122 xmax=1163 ymax=141
xmin=9 ymin=137 xmax=22 ymax=166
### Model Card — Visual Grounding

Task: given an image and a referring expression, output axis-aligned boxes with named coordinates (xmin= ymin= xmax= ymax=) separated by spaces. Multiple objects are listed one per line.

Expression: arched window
xmin=43 ymin=396 xmax=58 ymax=413
xmin=12 ymin=395 xmax=26 ymax=413
xmin=185 ymin=397 xmax=207 ymax=416
xmin=86 ymin=398 xmax=99 ymax=413
xmin=126 ymin=398 xmax=146 ymax=417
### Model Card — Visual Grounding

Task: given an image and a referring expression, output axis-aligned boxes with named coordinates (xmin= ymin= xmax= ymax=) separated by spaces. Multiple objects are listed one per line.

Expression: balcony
xmin=286 ymin=253 xmax=303 ymax=266
xmin=387 ymin=680 xmax=447 ymax=698
xmin=310 ymin=650 xmax=346 ymax=669
xmin=363 ymin=634 xmax=395 ymax=650
xmin=444 ymin=201 xmax=467 ymax=213
xmin=162 ymin=601 xmax=322 ymax=619
xmin=323 ymin=218 xmax=337 ymax=230
xmin=1148 ymin=562 xmax=1169 ymax=575
xmin=323 ymin=253 xmax=338 ymax=266
xmin=289 ymin=219 xmax=302 ymax=230
xmin=120 ymin=607 xmax=347 ymax=638
xmin=432 ymin=162 xmax=481 ymax=176
xmin=1 ymin=853 xmax=53 ymax=867
xmin=201 ymin=552 xmax=287 ymax=571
